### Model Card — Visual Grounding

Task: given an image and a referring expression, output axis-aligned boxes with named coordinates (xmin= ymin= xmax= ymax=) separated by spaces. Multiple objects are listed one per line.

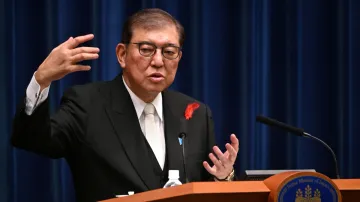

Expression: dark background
xmin=1 ymin=0 xmax=359 ymax=201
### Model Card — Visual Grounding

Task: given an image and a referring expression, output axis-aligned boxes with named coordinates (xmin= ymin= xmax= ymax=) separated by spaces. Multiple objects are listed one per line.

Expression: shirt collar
xmin=122 ymin=76 xmax=163 ymax=121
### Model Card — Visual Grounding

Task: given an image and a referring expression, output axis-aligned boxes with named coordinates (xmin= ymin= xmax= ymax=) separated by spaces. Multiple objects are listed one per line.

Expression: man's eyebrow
xmin=136 ymin=41 xmax=153 ymax=44
xmin=137 ymin=41 xmax=179 ymax=47
xmin=165 ymin=43 xmax=179 ymax=47
xmin=158 ymin=43 xmax=180 ymax=48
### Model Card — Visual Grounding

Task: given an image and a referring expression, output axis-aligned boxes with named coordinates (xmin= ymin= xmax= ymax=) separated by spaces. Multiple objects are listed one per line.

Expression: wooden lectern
xmin=100 ymin=171 xmax=360 ymax=202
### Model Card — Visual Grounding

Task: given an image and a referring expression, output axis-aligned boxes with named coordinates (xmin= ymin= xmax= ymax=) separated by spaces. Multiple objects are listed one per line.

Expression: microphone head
xmin=256 ymin=115 xmax=305 ymax=136
xmin=178 ymin=132 xmax=186 ymax=139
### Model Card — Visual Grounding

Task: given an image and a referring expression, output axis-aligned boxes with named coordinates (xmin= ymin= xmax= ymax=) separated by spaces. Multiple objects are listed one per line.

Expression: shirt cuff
xmin=25 ymin=72 xmax=50 ymax=115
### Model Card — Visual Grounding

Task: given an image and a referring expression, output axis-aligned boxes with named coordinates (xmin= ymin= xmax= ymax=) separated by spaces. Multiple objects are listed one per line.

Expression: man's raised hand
xmin=35 ymin=34 xmax=99 ymax=90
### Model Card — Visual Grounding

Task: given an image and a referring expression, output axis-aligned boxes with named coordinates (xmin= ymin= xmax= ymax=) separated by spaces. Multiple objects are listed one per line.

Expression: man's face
xmin=117 ymin=25 xmax=182 ymax=98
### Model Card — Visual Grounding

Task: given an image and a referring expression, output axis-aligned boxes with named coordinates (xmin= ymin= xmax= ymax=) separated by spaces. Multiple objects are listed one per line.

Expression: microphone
xmin=178 ymin=132 xmax=189 ymax=183
xmin=256 ymin=115 xmax=341 ymax=179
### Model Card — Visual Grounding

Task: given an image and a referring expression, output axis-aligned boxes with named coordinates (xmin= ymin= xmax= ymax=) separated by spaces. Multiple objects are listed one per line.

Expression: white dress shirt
xmin=25 ymin=74 xmax=166 ymax=169
xmin=25 ymin=73 xmax=50 ymax=115
xmin=122 ymin=77 xmax=166 ymax=169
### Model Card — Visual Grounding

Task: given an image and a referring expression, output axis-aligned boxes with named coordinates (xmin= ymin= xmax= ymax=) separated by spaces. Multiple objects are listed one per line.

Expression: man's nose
xmin=150 ymin=49 xmax=164 ymax=68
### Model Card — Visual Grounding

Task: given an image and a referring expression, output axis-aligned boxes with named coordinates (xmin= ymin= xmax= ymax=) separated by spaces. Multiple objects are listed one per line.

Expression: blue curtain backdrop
xmin=1 ymin=0 xmax=360 ymax=201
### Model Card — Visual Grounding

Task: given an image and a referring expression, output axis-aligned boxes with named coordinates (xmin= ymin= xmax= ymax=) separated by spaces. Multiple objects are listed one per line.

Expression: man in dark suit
xmin=11 ymin=8 xmax=239 ymax=201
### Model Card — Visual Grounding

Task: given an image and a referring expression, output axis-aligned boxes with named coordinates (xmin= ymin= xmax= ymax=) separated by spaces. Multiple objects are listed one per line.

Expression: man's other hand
xmin=203 ymin=134 xmax=239 ymax=180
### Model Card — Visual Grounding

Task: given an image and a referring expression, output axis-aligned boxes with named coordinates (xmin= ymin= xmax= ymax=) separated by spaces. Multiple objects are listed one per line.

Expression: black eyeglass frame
xmin=128 ymin=42 xmax=182 ymax=60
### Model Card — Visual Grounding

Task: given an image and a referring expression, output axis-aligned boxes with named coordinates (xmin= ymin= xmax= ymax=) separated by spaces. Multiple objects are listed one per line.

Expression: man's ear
xmin=178 ymin=50 xmax=183 ymax=61
xmin=116 ymin=43 xmax=127 ymax=68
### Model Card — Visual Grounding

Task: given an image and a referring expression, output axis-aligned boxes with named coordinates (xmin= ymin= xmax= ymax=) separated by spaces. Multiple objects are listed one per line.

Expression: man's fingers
xmin=71 ymin=53 xmax=99 ymax=63
xmin=203 ymin=135 xmax=239 ymax=179
xmin=66 ymin=34 xmax=95 ymax=49
xmin=224 ymin=151 xmax=230 ymax=158
xmin=209 ymin=153 xmax=224 ymax=170
xmin=68 ymin=65 xmax=91 ymax=73
xmin=230 ymin=134 xmax=239 ymax=152
xmin=71 ymin=47 xmax=100 ymax=56
xmin=225 ymin=143 xmax=237 ymax=163
xmin=213 ymin=146 xmax=231 ymax=167
xmin=203 ymin=161 xmax=216 ymax=175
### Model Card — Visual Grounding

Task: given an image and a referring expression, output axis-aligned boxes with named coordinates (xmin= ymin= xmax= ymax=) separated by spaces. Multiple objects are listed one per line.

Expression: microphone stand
xmin=303 ymin=132 xmax=341 ymax=179
xmin=179 ymin=133 xmax=189 ymax=183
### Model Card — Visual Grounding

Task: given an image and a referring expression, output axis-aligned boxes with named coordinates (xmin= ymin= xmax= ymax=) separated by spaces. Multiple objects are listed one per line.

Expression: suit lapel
xmin=104 ymin=75 xmax=160 ymax=190
xmin=162 ymin=91 xmax=186 ymax=183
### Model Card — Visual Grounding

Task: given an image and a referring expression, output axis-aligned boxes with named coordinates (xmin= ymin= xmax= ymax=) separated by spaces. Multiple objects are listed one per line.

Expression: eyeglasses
xmin=130 ymin=42 xmax=181 ymax=60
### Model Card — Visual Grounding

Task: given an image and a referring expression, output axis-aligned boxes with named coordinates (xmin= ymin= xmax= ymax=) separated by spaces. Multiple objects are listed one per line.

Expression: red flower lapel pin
xmin=185 ymin=102 xmax=200 ymax=120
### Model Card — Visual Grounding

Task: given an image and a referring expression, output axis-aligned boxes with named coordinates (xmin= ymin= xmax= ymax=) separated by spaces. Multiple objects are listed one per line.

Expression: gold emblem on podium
xmin=295 ymin=185 xmax=321 ymax=202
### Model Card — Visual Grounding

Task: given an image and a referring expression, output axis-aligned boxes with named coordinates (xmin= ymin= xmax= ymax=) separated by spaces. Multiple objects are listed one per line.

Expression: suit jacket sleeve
xmin=11 ymin=87 xmax=87 ymax=159
xmin=203 ymin=104 xmax=217 ymax=181
xmin=203 ymin=105 xmax=238 ymax=181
